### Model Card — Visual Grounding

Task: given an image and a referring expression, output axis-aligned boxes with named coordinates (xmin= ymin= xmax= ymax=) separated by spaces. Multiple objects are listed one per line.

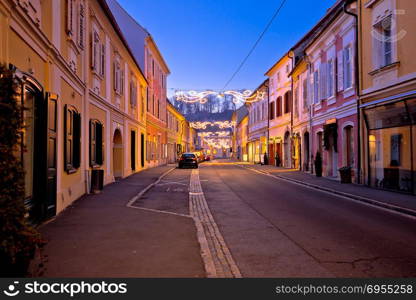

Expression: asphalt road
xmin=199 ymin=163 xmax=416 ymax=278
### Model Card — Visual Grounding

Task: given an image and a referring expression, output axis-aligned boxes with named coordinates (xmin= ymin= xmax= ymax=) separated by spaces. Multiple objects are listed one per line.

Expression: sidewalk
xmin=31 ymin=166 xmax=206 ymax=278
xmin=247 ymin=164 xmax=416 ymax=216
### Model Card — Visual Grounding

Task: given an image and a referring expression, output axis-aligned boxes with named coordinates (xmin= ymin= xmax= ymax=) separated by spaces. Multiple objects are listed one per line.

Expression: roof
xmin=235 ymin=105 xmax=249 ymax=125
xmin=97 ymin=0 xmax=147 ymax=83
xmin=106 ymin=0 xmax=170 ymax=74
xmin=290 ymin=0 xmax=347 ymax=63
xmin=265 ymin=0 xmax=348 ymax=77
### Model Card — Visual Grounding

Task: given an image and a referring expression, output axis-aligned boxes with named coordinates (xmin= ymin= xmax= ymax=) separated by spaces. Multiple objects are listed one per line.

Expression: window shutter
xmin=78 ymin=2 xmax=85 ymax=48
xmin=73 ymin=112 xmax=81 ymax=169
xmin=121 ymin=70 xmax=125 ymax=95
xmin=337 ymin=51 xmax=344 ymax=92
xmin=64 ymin=105 xmax=69 ymax=170
xmin=66 ymin=0 xmax=74 ymax=35
xmin=100 ymin=43 xmax=105 ymax=76
xmin=310 ymin=72 xmax=314 ymax=104
xmin=96 ymin=123 xmax=103 ymax=165
xmin=320 ymin=63 xmax=327 ymax=100
xmin=113 ymin=62 xmax=117 ymax=91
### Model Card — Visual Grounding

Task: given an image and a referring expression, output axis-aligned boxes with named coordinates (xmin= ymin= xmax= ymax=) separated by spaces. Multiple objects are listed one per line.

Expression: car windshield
xmin=182 ymin=154 xmax=195 ymax=159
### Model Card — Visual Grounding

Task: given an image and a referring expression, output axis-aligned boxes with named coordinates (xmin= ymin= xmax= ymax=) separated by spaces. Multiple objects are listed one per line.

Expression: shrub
xmin=0 ymin=64 xmax=42 ymax=276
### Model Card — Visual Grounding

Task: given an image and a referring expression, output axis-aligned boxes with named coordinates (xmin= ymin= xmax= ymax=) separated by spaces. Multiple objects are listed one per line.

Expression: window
xmin=390 ymin=134 xmax=402 ymax=166
xmin=113 ymin=58 xmax=124 ymax=95
xmin=269 ymin=102 xmax=275 ymax=120
xmin=374 ymin=16 xmax=393 ymax=68
xmin=91 ymin=30 xmax=105 ymax=77
xmin=64 ymin=105 xmax=81 ymax=173
xmin=276 ymin=97 xmax=282 ymax=117
xmin=343 ymin=46 xmax=353 ymax=89
xmin=284 ymin=91 xmax=291 ymax=114
xmin=89 ymin=120 xmax=103 ymax=167
xmin=130 ymin=79 xmax=137 ymax=108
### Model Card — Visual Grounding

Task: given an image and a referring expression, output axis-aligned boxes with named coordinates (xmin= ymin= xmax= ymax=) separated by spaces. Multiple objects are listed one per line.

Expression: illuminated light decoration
xmin=223 ymin=90 xmax=266 ymax=104
xmin=190 ymin=121 xmax=212 ymax=129
xmin=174 ymin=90 xmax=217 ymax=104
xmin=190 ymin=121 xmax=236 ymax=129
xmin=214 ymin=121 xmax=236 ymax=129
xmin=174 ymin=89 xmax=266 ymax=104
xmin=198 ymin=131 xmax=230 ymax=137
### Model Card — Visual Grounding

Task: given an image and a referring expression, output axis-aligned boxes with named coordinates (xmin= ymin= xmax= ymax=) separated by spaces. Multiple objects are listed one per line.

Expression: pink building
xmin=304 ymin=3 xmax=358 ymax=181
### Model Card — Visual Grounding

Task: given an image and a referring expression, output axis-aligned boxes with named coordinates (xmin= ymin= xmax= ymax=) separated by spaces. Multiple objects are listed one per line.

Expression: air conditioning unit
xmin=91 ymin=169 xmax=104 ymax=193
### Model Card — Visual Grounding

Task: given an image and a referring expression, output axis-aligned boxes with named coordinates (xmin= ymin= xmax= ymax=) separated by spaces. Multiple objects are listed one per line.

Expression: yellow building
xmin=167 ymin=100 xmax=185 ymax=163
xmin=358 ymin=0 xmax=416 ymax=194
xmin=0 ymin=0 xmax=148 ymax=221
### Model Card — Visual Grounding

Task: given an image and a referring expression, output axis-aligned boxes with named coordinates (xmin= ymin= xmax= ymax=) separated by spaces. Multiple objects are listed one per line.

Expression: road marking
xmin=189 ymin=169 xmax=242 ymax=278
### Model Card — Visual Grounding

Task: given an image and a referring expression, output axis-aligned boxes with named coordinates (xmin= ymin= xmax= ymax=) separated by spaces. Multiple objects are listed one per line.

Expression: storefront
xmin=363 ymin=97 xmax=416 ymax=194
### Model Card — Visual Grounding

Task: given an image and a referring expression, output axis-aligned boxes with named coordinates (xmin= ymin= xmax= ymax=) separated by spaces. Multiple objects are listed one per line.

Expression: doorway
xmin=113 ymin=129 xmax=123 ymax=180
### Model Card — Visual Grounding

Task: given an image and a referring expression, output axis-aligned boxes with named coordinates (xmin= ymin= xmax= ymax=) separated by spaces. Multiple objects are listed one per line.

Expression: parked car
xmin=178 ymin=153 xmax=198 ymax=169
xmin=198 ymin=153 xmax=205 ymax=162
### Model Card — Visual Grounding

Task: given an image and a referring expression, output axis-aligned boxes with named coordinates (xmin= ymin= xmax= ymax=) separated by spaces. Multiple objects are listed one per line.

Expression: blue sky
xmin=117 ymin=0 xmax=337 ymax=94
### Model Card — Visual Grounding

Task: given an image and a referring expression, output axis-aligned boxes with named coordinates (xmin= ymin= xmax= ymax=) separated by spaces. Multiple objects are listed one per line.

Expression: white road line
xmin=189 ymin=169 xmax=242 ymax=278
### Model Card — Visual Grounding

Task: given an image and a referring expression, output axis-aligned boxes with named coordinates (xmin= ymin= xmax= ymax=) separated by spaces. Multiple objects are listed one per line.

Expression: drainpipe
xmin=266 ymin=81 xmax=270 ymax=164
xmin=288 ymin=51 xmax=295 ymax=168
xmin=343 ymin=1 xmax=361 ymax=184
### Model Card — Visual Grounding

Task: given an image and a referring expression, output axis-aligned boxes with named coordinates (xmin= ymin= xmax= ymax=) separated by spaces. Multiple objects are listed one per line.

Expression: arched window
xmin=64 ymin=105 xmax=81 ymax=173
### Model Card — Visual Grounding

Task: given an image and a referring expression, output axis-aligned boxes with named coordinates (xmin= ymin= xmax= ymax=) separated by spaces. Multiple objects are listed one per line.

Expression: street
xmin=36 ymin=161 xmax=416 ymax=278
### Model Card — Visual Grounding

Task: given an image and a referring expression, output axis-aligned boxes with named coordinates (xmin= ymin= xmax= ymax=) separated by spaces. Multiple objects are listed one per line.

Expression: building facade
xmin=167 ymin=100 xmax=183 ymax=163
xmin=247 ymin=80 xmax=269 ymax=164
xmin=107 ymin=0 xmax=170 ymax=168
xmin=0 ymin=0 xmax=148 ymax=221
xmin=358 ymin=0 xmax=416 ymax=194
xmin=305 ymin=2 xmax=359 ymax=180
xmin=266 ymin=54 xmax=293 ymax=167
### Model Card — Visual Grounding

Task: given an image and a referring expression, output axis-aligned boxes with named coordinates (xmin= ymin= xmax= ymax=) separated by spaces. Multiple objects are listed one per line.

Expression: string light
xmin=174 ymin=90 xmax=265 ymax=104
xmin=190 ymin=121 xmax=236 ymax=129
xmin=198 ymin=131 xmax=230 ymax=137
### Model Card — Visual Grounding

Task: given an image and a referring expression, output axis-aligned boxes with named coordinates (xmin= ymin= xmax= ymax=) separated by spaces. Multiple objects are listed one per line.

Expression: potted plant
xmin=339 ymin=166 xmax=352 ymax=184
xmin=275 ymin=153 xmax=281 ymax=167
xmin=0 ymin=64 xmax=43 ymax=276
xmin=314 ymin=152 xmax=322 ymax=177
xmin=263 ymin=153 xmax=268 ymax=166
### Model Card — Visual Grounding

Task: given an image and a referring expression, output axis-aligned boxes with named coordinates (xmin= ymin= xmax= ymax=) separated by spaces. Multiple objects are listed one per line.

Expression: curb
xmin=244 ymin=166 xmax=416 ymax=219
